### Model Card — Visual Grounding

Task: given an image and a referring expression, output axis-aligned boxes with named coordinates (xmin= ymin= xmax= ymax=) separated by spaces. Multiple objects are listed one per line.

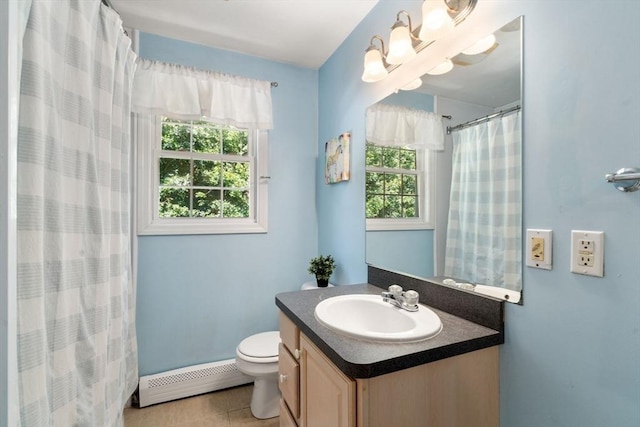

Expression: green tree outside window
xmin=159 ymin=117 xmax=251 ymax=219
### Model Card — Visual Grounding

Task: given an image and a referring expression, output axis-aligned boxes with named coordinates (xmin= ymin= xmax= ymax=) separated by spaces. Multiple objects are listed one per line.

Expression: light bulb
xmin=361 ymin=48 xmax=388 ymax=83
xmin=426 ymin=58 xmax=453 ymax=75
xmin=387 ymin=24 xmax=416 ymax=65
xmin=400 ymin=78 xmax=422 ymax=91
xmin=462 ymin=34 xmax=497 ymax=55
xmin=418 ymin=0 xmax=455 ymax=42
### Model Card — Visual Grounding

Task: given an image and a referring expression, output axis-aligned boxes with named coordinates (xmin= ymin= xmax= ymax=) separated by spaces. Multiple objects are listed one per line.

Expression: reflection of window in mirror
xmin=365 ymin=143 xmax=434 ymax=231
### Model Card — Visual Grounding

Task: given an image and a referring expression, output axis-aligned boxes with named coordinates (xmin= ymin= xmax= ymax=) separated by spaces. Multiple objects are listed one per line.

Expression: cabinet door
xmin=279 ymin=399 xmax=298 ymax=427
xmin=279 ymin=343 xmax=300 ymax=419
xmin=279 ymin=311 xmax=299 ymax=356
xmin=300 ymin=334 xmax=355 ymax=427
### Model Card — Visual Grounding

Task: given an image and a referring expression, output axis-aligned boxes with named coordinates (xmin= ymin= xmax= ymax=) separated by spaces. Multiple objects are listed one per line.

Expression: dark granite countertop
xmin=275 ymin=283 xmax=503 ymax=379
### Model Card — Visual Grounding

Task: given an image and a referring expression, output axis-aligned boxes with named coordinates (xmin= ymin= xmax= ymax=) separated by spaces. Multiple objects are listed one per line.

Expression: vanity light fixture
xmin=426 ymin=58 xmax=454 ymax=75
xmin=361 ymin=36 xmax=389 ymax=83
xmin=418 ymin=0 xmax=455 ymax=42
xmin=400 ymin=77 xmax=423 ymax=91
xmin=462 ymin=34 xmax=497 ymax=55
xmin=387 ymin=11 xmax=418 ymax=65
xmin=361 ymin=0 xmax=478 ymax=83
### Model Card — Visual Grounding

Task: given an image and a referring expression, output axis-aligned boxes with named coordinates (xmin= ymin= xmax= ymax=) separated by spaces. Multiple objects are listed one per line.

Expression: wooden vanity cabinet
xmin=278 ymin=310 xmax=499 ymax=427
xmin=356 ymin=345 xmax=499 ymax=427
xmin=279 ymin=312 xmax=301 ymax=425
xmin=279 ymin=311 xmax=356 ymax=427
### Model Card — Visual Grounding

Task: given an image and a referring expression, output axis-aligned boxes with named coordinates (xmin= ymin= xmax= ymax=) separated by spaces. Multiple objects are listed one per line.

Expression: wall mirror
xmin=365 ymin=16 xmax=523 ymax=303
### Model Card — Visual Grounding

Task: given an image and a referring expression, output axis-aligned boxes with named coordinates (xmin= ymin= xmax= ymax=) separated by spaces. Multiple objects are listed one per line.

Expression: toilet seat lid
xmin=237 ymin=331 xmax=280 ymax=359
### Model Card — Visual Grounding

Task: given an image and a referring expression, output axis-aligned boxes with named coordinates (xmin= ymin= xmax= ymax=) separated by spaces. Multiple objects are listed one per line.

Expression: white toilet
xmin=235 ymin=331 xmax=281 ymax=419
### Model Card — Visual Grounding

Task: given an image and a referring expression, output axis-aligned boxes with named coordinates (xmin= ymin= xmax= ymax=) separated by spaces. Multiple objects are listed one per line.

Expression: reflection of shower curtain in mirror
xmin=444 ymin=112 xmax=522 ymax=291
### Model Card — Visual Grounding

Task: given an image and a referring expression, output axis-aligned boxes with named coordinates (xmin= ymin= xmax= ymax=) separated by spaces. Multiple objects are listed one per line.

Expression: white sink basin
xmin=314 ymin=294 xmax=442 ymax=343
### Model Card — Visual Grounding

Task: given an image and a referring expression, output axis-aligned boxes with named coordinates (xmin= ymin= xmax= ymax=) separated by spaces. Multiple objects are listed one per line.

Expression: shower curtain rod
xmin=98 ymin=0 xmax=278 ymax=88
xmin=446 ymin=105 xmax=521 ymax=135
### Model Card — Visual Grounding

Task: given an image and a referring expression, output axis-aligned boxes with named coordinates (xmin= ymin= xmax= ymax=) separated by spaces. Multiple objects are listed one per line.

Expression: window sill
xmin=138 ymin=218 xmax=268 ymax=236
xmin=366 ymin=219 xmax=434 ymax=232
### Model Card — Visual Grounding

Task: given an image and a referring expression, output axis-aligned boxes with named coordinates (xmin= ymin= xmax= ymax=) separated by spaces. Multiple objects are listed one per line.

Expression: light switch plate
xmin=526 ymin=229 xmax=552 ymax=270
xmin=571 ymin=230 xmax=604 ymax=277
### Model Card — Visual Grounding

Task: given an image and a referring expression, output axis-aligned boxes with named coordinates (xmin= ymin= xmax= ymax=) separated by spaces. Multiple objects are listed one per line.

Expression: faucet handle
xmin=403 ymin=290 xmax=419 ymax=306
xmin=388 ymin=284 xmax=403 ymax=298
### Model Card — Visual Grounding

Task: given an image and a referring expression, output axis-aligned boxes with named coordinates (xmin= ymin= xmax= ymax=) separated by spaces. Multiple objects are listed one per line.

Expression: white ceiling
xmin=111 ymin=0 xmax=379 ymax=69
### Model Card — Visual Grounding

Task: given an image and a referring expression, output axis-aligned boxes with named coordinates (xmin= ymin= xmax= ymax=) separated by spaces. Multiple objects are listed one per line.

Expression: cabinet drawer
xmin=279 ymin=311 xmax=299 ymax=355
xmin=279 ymin=343 xmax=300 ymax=419
xmin=279 ymin=398 xmax=298 ymax=427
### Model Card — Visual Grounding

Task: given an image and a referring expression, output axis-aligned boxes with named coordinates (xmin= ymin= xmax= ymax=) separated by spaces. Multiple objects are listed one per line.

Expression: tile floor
xmin=123 ymin=384 xmax=279 ymax=427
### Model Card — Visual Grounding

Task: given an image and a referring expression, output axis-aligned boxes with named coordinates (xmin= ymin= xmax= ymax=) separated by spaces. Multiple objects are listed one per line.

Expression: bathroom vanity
xmin=276 ymin=269 xmax=504 ymax=427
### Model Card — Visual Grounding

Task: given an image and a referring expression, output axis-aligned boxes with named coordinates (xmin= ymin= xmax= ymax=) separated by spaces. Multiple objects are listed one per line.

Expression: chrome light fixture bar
xmin=362 ymin=0 xmax=478 ymax=83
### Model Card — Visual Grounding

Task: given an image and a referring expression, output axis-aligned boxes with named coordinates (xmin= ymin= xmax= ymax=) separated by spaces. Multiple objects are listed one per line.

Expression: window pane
xmin=159 ymin=188 xmax=190 ymax=217
xmin=222 ymin=128 xmax=248 ymax=155
xmin=223 ymin=190 xmax=249 ymax=218
xmin=193 ymin=160 xmax=221 ymax=186
xmin=193 ymin=189 xmax=221 ymax=218
xmin=399 ymin=149 xmax=416 ymax=170
xmin=223 ymin=162 xmax=249 ymax=188
xmin=384 ymin=195 xmax=402 ymax=218
xmin=365 ymin=144 xmax=382 ymax=167
xmin=384 ymin=173 xmax=401 ymax=194
xmin=366 ymin=172 xmax=383 ymax=194
xmin=382 ymin=147 xmax=399 ymax=169
xmin=403 ymin=174 xmax=417 ymax=195
xmin=402 ymin=196 xmax=419 ymax=218
xmin=161 ymin=120 xmax=191 ymax=151
xmin=366 ymin=194 xmax=384 ymax=218
xmin=159 ymin=158 xmax=190 ymax=186
xmin=192 ymin=124 xmax=221 ymax=153
xmin=365 ymin=143 xmax=426 ymax=222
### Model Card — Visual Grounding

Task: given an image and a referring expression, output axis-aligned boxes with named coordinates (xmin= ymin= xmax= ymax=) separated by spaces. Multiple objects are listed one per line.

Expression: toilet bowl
xmin=235 ymin=331 xmax=281 ymax=419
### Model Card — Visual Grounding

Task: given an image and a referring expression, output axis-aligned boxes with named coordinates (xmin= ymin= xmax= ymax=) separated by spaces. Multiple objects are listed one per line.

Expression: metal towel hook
xmin=605 ymin=167 xmax=640 ymax=192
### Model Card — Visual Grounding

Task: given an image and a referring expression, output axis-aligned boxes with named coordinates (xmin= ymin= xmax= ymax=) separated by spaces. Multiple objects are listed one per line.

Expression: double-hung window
xmin=137 ymin=115 xmax=268 ymax=235
xmin=365 ymin=143 xmax=435 ymax=230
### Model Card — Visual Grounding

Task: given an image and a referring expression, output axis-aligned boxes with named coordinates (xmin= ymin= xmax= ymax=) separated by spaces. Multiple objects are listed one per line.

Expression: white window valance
xmin=132 ymin=59 xmax=273 ymax=129
xmin=366 ymin=103 xmax=444 ymax=150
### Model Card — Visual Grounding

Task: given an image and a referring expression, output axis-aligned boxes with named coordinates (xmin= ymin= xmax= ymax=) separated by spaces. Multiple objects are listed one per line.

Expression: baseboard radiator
xmin=138 ymin=359 xmax=253 ymax=407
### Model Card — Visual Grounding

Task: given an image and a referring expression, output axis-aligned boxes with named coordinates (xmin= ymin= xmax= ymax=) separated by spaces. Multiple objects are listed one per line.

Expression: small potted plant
xmin=308 ymin=254 xmax=336 ymax=288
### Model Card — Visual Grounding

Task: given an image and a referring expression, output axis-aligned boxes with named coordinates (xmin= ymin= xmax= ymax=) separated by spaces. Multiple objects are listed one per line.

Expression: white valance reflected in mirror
xmin=365 ymin=16 xmax=523 ymax=303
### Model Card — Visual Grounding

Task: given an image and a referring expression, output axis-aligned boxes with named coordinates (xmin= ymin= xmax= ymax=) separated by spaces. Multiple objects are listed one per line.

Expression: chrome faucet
xmin=381 ymin=285 xmax=420 ymax=312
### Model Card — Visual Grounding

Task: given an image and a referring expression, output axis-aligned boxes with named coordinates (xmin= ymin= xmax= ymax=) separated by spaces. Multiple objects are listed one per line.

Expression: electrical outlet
xmin=526 ymin=229 xmax=552 ymax=270
xmin=579 ymin=254 xmax=594 ymax=267
xmin=571 ymin=230 xmax=604 ymax=277
xmin=579 ymin=239 xmax=594 ymax=253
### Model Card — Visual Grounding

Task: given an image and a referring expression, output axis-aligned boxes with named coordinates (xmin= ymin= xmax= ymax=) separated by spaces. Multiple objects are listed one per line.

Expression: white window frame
xmin=136 ymin=115 xmax=268 ymax=235
xmin=366 ymin=147 xmax=436 ymax=231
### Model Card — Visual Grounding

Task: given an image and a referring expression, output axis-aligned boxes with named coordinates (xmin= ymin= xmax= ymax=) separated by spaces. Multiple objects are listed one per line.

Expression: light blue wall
xmin=137 ymin=33 xmax=319 ymax=375
xmin=366 ymin=230 xmax=433 ymax=278
xmin=382 ymin=90 xmax=434 ymax=111
xmin=318 ymin=1 xmax=640 ymax=426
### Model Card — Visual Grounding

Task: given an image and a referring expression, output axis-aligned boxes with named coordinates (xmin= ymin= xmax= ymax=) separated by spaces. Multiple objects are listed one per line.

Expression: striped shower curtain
xmin=444 ymin=112 xmax=522 ymax=291
xmin=16 ymin=1 xmax=138 ymax=425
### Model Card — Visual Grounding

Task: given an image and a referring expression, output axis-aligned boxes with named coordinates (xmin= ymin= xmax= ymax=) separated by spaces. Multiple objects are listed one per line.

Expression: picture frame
xmin=325 ymin=132 xmax=350 ymax=184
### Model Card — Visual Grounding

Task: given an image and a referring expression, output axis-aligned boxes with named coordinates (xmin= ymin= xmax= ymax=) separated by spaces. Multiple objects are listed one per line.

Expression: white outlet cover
xmin=526 ymin=229 xmax=553 ymax=270
xmin=570 ymin=230 xmax=604 ymax=277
